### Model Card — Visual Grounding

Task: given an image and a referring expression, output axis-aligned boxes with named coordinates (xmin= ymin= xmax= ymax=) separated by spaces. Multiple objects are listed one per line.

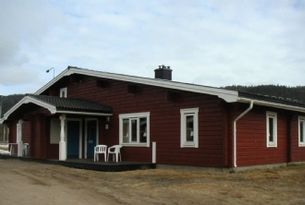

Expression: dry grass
xmin=0 ymin=159 xmax=305 ymax=205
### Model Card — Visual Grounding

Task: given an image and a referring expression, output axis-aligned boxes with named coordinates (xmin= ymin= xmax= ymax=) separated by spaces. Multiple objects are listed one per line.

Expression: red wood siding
xmin=290 ymin=115 xmax=305 ymax=162
xmin=46 ymin=75 xmax=228 ymax=167
xmin=8 ymin=121 xmax=16 ymax=143
xmin=235 ymin=106 xmax=288 ymax=166
xmin=29 ymin=115 xmax=47 ymax=159
xmin=22 ymin=121 xmax=31 ymax=144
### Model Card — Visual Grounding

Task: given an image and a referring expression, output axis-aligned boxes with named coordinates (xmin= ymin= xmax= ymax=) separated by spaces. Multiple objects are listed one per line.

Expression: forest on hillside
xmin=224 ymin=85 xmax=305 ymax=104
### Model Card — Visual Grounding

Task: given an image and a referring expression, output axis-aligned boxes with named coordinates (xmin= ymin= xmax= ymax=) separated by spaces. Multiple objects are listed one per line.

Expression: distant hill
xmin=224 ymin=85 xmax=305 ymax=104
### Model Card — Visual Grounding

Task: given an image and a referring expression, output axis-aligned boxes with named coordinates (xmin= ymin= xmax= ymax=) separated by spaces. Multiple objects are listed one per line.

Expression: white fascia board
xmin=34 ymin=69 xmax=74 ymax=95
xmin=74 ymin=68 xmax=239 ymax=102
xmin=36 ymin=67 xmax=239 ymax=102
xmin=56 ymin=110 xmax=112 ymax=116
xmin=2 ymin=96 xmax=57 ymax=121
xmin=238 ymin=97 xmax=305 ymax=113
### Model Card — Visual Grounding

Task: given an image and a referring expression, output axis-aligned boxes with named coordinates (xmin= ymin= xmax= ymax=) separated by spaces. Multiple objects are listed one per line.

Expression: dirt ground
xmin=0 ymin=159 xmax=305 ymax=205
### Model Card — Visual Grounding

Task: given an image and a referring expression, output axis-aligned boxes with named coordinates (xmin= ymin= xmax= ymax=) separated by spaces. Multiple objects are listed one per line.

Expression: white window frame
xmin=180 ymin=108 xmax=199 ymax=148
xmin=60 ymin=87 xmax=67 ymax=98
xmin=298 ymin=116 xmax=305 ymax=147
xmin=119 ymin=112 xmax=150 ymax=147
xmin=266 ymin=111 xmax=277 ymax=148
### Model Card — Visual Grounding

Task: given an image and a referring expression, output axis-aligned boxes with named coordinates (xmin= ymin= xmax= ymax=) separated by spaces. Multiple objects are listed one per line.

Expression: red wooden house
xmin=1 ymin=65 xmax=305 ymax=168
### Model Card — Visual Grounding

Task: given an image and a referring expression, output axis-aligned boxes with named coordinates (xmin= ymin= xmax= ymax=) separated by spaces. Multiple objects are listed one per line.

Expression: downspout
xmin=233 ymin=100 xmax=254 ymax=168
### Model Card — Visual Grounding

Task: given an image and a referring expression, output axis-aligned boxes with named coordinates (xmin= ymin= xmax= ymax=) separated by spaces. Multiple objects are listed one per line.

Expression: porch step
xmin=0 ymin=154 xmax=156 ymax=172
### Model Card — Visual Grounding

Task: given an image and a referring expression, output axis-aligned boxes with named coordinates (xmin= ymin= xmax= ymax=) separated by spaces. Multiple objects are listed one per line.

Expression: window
xmin=50 ymin=118 xmax=60 ymax=144
xmin=0 ymin=124 xmax=9 ymax=143
xmin=266 ymin=112 xmax=277 ymax=147
xmin=298 ymin=116 xmax=305 ymax=147
xmin=180 ymin=108 xmax=199 ymax=148
xmin=60 ymin=87 xmax=67 ymax=98
xmin=119 ymin=112 xmax=150 ymax=147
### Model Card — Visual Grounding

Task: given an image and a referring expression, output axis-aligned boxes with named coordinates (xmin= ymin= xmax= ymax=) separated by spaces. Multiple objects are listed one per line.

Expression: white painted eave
xmin=34 ymin=69 xmax=74 ymax=95
xmin=35 ymin=67 xmax=239 ymax=103
xmin=2 ymin=96 xmax=57 ymax=122
xmin=56 ymin=110 xmax=112 ymax=116
xmin=1 ymin=96 xmax=112 ymax=122
xmin=238 ymin=97 xmax=305 ymax=113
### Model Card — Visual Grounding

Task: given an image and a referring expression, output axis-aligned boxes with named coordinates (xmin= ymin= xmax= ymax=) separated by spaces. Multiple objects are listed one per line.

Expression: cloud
xmin=0 ymin=0 xmax=304 ymax=95
xmin=0 ymin=0 xmax=64 ymax=86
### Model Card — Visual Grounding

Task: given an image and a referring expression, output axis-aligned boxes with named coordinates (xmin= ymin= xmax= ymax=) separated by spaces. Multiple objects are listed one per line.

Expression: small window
xmin=298 ymin=116 xmax=305 ymax=147
xmin=119 ymin=112 xmax=150 ymax=147
xmin=50 ymin=118 xmax=60 ymax=144
xmin=266 ymin=112 xmax=277 ymax=147
xmin=60 ymin=87 xmax=67 ymax=98
xmin=180 ymin=108 xmax=199 ymax=148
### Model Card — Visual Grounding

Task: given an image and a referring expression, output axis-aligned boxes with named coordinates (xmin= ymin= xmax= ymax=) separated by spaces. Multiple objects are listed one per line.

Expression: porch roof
xmin=1 ymin=95 xmax=112 ymax=122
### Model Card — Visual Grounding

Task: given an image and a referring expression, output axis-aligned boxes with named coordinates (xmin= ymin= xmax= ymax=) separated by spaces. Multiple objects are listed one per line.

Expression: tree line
xmin=224 ymin=85 xmax=305 ymax=104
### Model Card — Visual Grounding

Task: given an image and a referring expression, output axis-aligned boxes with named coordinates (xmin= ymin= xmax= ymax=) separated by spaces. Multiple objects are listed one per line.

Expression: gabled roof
xmin=0 ymin=95 xmax=112 ymax=123
xmin=35 ymin=66 xmax=239 ymax=103
xmin=33 ymin=66 xmax=305 ymax=114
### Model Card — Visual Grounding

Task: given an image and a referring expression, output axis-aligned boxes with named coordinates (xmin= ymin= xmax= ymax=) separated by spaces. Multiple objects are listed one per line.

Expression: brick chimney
xmin=154 ymin=65 xmax=172 ymax=80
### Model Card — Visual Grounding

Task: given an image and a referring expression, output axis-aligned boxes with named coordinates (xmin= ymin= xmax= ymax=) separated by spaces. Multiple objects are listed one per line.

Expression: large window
xmin=298 ymin=116 xmax=305 ymax=147
xmin=119 ymin=112 xmax=150 ymax=147
xmin=266 ymin=112 xmax=277 ymax=148
xmin=0 ymin=124 xmax=9 ymax=143
xmin=180 ymin=108 xmax=199 ymax=148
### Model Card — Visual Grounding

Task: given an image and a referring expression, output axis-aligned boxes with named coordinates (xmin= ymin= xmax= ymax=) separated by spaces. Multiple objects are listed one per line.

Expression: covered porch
xmin=1 ymin=94 xmax=113 ymax=161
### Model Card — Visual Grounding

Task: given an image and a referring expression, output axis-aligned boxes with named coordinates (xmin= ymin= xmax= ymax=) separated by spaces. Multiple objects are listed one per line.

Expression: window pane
xmin=131 ymin=119 xmax=137 ymax=142
xmin=301 ymin=121 xmax=304 ymax=143
xmin=269 ymin=117 xmax=274 ymax=142
xmin=139 ymin=117 xmax=147 ymax=143
xmin=123 ymin=119 xmax=129 ymax=143
xmin=186 ymin=115 xmax=194 ymax=142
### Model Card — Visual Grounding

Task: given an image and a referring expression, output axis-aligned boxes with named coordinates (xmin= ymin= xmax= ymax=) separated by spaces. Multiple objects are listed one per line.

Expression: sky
xmin=0 ymin=0 xmax=305 ymax=95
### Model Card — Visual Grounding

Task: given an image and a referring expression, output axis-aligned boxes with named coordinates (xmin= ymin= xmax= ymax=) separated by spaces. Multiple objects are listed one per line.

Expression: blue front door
xmin=67 ymin=120 xmax=80 ymax=159
xmin=86 ymin=120 xmax=97 ymax=158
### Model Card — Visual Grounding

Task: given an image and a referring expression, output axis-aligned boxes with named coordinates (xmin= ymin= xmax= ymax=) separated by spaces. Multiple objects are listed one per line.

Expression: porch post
xmin=16 ymin=120 xmax=23 ymax=157
xmin=59 ymin=115 xmax=67 ymax=161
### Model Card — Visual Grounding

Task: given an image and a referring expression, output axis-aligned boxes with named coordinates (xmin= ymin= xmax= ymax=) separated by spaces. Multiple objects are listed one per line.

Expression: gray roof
xmin=27 ymin=94 xmax=112 ymax=113
xmin=238 ymin=91 xmax=305 ymax=108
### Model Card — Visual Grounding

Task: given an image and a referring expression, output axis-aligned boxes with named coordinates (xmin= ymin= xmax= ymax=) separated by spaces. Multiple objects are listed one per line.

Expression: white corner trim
xmin=2 ymin=96 xmax=57 ymax=122
xmin=35 ymin=67 xmax=239 ymax=102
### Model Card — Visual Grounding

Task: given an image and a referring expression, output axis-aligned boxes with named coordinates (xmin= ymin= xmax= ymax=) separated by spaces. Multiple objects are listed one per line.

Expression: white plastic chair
xmin=94 ymin=145 xmax=107 ymax=162
xmin=107 ymin=145 xmax=122 ymax=162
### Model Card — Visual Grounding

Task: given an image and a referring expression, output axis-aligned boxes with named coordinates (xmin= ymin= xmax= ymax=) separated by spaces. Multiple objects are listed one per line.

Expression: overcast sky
xmin=0 ymin=0 xmax=304 ymax=95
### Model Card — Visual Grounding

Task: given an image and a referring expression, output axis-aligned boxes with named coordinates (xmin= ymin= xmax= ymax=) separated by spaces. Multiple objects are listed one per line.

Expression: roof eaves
xmin=35 ymin=66 xmax=239 ymax=103
xmin=56 ymin=110 xmax=112 ymax=116
xmin=34 ymin=68 xmax=74 ymax=95
xmin=2 ymin=96 xmax=57 ymax=122
xmin=238 ymin=97 xmax=305 ymax=114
